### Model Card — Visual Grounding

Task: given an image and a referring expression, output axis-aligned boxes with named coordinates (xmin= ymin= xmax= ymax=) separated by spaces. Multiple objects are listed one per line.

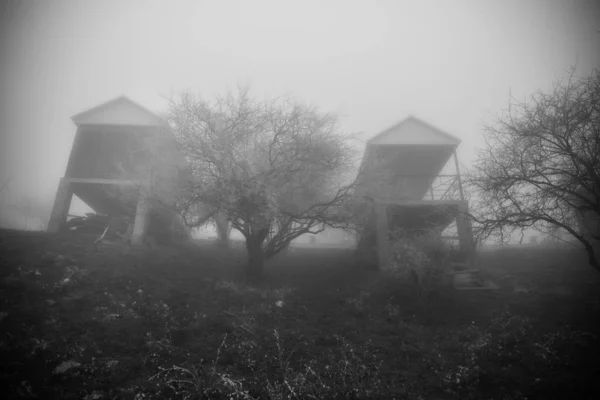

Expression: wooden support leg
xmin=375 ymin=204 xmax=390 ymax=270
xmin=47 ymin=178 xmax=73 ymax=233
xmin=456 ymin=201 xmax=475 ymax=266
xmin=131 ymin=193 xmax=149 ymax=246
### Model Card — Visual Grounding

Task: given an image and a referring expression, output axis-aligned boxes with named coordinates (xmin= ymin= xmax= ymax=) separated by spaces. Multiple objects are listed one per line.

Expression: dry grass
xmin=1 ymin=229 xmax=599 ymax=399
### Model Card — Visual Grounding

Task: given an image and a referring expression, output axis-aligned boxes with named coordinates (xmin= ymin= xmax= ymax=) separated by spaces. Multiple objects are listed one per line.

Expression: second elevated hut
xmin=354 ymin=116 xmax=474 ymax=269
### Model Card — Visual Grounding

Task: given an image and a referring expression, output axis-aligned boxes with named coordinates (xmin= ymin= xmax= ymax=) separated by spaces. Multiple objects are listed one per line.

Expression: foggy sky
xmin=1 ymin=0 xmax=599 ymax=210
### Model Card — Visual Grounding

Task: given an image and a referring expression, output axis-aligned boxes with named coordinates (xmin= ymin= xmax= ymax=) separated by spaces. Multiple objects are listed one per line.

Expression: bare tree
xmin=166 ymin=86 xmax=359 ymax=277
xmin=467 ymin=68 xmax=600 ymax=271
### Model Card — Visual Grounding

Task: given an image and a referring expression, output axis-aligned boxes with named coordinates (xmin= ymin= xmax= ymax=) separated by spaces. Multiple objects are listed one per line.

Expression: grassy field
xmin=1 ymin=229 xmax=599 ymax=399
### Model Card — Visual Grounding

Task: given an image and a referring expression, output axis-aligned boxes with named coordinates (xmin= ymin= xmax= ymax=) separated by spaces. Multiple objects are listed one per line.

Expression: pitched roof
xmin=71 ymin=96 xmax=169 ymax=127
xmin=367 ymin=115 xmax=461 ymax=146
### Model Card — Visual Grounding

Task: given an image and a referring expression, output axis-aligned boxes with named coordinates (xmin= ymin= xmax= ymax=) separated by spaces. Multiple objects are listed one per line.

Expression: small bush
xmin=388 ymin=228 xmax=450 ymax=300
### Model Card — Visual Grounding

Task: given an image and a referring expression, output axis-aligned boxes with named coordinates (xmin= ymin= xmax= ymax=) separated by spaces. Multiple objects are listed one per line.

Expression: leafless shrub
xmin=388 ymin=228 xmax=451 ymax=301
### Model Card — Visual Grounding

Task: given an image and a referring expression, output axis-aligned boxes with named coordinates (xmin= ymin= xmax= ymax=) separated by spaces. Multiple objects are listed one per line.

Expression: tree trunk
xmin=583 ymin=240 xmax=600 ymax=273
xmin=577 ymin=209 xmax=600 ymax=273
xmin=246 ymin=237 xmax=265 ymax=279
xmin=214 ymin=215 xmax=231 ymax=248
xmin=280 ymin=241 xmax=291 ymax=255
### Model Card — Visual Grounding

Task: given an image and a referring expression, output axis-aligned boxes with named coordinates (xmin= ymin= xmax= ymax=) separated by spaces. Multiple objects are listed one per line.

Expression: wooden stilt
xmin=131 ymin=192 xmax=149 ymax=245
xmin=456 ymin=201 xmax=475 ymax=266
xmin=47 ymin=178 xmax=73 ymax=233
xmin=375 ymin=203 xmax=390 ymax=270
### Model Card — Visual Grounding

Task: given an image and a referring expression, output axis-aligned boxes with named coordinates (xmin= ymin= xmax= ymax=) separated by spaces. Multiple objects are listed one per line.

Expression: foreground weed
xmin=265 ymin=330 xmax=383 ymax=399
xmin=344 ymin=290 xmax=370 ymax=312
xmin=149 ymin=334 xmax=254 ymax=399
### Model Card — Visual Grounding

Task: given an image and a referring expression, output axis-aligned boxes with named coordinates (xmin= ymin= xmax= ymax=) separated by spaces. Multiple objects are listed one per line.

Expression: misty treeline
xmin=156 ymin=86 xmax=362 ymax=277
xmin=0 ymin=178 xmax=51 ymax=231
xmin=467 ymin=67 xmax=600 ymax=271
xmin=5 ymin=68 xmax=598 ymax=276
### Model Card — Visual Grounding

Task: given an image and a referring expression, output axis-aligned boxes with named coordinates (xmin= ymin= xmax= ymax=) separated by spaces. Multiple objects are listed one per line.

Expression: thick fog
xmin=1 ymin=0 xmax=599 ymax=231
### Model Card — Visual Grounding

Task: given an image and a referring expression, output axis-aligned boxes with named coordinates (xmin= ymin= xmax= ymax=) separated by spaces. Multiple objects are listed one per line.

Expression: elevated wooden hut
xmin=354 ymin=116 xmax=474 ymax=269
xmin=47 ymin=96 xmax=190 ymax=244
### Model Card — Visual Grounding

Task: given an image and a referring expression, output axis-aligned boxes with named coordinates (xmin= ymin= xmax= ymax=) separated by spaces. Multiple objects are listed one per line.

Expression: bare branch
xmin=466 ymin=68 xmax=600 ymax=271
xmin=161 ymin=86 xmax=359 ymax=276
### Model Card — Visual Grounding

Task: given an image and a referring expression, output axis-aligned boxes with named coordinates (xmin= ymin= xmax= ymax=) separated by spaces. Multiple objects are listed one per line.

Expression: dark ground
xmin=1 ymin=229 xmax=599 ymax=399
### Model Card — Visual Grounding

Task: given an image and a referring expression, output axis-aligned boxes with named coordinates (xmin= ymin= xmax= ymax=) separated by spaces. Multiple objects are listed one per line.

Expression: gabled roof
xmin=71 ymin=96 xmax=169 ymax=127
xmin=367 ymin=115 xmax=461 ymax=146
